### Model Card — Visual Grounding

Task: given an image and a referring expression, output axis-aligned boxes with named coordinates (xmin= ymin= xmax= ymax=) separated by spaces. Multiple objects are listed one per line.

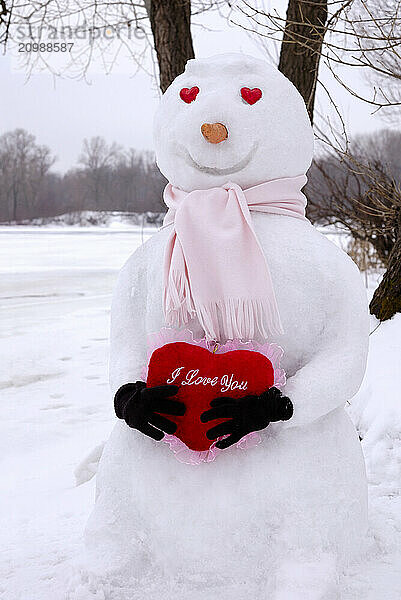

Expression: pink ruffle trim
xmin=142 ymin=328 xmax=286 ymax=465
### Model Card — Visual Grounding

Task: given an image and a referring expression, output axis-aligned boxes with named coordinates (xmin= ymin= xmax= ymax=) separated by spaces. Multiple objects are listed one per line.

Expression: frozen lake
xmin=1 ymin=227 xmax=400 ymax=599
xmin=0 ymin=227 xmax=154 ymax=330
xmin=0 ymin=228 xmax=153 ymax=599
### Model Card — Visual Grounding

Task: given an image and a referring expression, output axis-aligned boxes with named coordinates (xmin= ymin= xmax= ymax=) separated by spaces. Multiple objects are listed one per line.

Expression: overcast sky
xmin=0 ymin=3 xmax=388 ymax=174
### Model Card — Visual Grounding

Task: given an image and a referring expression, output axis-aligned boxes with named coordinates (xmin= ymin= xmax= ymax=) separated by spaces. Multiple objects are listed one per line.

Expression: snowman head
xmin=154 ymin=53 xmax=314 ymax=192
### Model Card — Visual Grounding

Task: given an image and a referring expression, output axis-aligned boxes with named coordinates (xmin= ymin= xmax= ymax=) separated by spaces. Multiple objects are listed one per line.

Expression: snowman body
xmin=86 ymin=55 xmax=369 ymax=597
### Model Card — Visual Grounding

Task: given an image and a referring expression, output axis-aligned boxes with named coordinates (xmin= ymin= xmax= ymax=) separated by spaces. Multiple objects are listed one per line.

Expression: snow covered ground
xmin=1 ymin=227 xmax=400 ymax=599
xmin=0 ymin=227 xmax=153 ymax=599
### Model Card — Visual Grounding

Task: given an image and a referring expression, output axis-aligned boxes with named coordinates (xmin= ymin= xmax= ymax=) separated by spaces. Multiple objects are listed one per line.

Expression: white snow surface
xmin=1 ymin=227 xmax=400 ymax=599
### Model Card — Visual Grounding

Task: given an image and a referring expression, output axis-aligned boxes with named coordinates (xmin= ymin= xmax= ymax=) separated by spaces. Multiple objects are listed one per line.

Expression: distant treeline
xmin=0 ymin=129 xmax=167 ymax=222
xmin=1 ymin=127 xmax=400 ymax=229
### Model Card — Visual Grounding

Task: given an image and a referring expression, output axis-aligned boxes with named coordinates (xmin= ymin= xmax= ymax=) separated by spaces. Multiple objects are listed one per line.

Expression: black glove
xmin=200 ymin=386 xmax=293 ymax=449
xmin=114 ymin=381 xmax=186 ymax=441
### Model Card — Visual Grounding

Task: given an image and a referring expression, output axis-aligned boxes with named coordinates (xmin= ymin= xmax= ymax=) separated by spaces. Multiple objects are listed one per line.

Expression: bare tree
xmin=0 ymin=129 xmax=54 ymax=221
xmin=0 ymin=0 xmax=222 ymax=91
xmin=307 ymin=132 xmax=401 ymax=321
xmin=370 ymin=216 xmax=401 ymax=321
xmin=0 ymin=0 xmax=10 ymax=46
xmin=278 ymin=0 xmax=328 ymax=123
xmin=78 ymin=136 xmax=122 ymax=208
xmin=145 ymin=0 xmax=194 ymax=93
xmin=230 ymin=0 xmax=401 ymax=118
xmin=332 ymin=0 xmax=401 ymax=118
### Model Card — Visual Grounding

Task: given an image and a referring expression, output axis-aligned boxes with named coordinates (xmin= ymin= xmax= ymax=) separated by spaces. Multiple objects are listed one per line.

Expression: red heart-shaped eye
xmin=180 ymin=86 xmax=199 ymax=103
xmin=240 ymin=87 xmax=262 ymax=105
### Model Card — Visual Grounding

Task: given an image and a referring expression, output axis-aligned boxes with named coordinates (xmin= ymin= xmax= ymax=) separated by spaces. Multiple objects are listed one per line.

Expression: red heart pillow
xmin=147 ymin=342 xmax=274 ymax=451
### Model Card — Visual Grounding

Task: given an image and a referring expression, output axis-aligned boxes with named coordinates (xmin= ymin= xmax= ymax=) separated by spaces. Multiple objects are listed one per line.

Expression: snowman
xmin=85 ymin=54 xmax=369 ymax=599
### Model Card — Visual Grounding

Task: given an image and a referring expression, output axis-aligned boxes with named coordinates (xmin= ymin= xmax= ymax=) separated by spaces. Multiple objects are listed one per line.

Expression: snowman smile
xmin=184 ymin=142 xmax=258 ymax=176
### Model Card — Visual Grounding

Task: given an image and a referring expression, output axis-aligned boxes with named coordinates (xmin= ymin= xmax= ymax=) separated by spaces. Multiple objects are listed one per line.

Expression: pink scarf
xmin=162 ymin=175 xmax=308 ymax=341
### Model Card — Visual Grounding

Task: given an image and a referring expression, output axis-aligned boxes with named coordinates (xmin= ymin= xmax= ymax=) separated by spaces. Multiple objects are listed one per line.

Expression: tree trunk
xmin=370 ymin=214 xmax=401 ymax=321
xmin=12 ymin=183 xmax=17 ymax=222
xmin=278 ymin=0 xmax=328 ymax=123
xmin=146 ymin=0 xmax=195 ymax=93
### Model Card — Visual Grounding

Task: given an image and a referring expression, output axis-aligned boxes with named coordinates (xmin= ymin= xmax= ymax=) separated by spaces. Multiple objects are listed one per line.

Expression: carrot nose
xmin=201 ymin=122 xmax=228 ymax=144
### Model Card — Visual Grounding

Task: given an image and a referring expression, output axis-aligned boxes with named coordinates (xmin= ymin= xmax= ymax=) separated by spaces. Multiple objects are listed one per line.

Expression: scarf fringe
xmin=196 ymin=298 xmax=283 ymax=341
xmin=164 ymin=270 xmax=196 ymax=326
xmin=166 ymin=293 xmax=283 ymax=341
